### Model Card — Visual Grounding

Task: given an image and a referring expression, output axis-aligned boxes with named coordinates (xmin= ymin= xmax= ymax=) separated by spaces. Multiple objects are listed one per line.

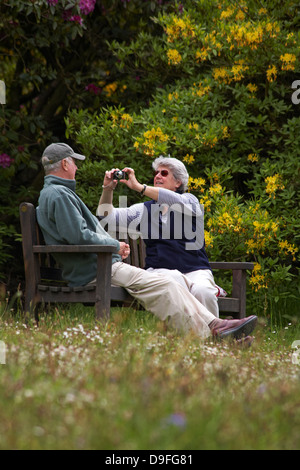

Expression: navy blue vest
xmin=141 ymin=200 xmax=211 ymax=273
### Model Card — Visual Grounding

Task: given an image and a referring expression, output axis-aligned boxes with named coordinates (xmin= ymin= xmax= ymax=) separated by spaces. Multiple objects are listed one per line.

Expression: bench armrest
xmin=32 ymin=245 xmax=119 ymax=254
xmin=210 ymin=262 xmax=254 ymax=270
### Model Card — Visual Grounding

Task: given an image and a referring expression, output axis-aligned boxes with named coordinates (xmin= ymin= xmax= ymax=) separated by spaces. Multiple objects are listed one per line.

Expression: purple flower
xmin=79 ymin=0 xmax=96 ymax=15
xmin=69 ymin=15 xmax=83 ymax=25
xmin=47 ymin=0 xmax=59 ymax=5
xmin=0 ymin=154 xmax=14 ymax=169
xmin=85 ymin=83 xmax=102 ymax=95
xmin=162 ymin=413 xmax=187 ymax=429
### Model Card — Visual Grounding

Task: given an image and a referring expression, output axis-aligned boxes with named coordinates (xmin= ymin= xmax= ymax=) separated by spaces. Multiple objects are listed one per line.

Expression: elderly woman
xmin=97 ymin=156 xmax=221 ymax=318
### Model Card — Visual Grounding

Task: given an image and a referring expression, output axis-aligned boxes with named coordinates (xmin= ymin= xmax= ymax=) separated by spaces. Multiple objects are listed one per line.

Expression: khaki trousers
xmin=110 ymin=262 xmax=215 ymax=339
xmin=146 ymin=267 xmax=219 ymax=318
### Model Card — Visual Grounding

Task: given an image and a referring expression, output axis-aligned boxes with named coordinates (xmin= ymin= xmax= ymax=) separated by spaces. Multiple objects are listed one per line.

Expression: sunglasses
xmin=154 ymin=169 xmax=169 ymax=177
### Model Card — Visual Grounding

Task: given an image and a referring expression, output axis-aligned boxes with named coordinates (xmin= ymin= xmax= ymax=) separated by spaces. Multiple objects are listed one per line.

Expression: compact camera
xmin=113 ymin=170 xmax=126 ymax=180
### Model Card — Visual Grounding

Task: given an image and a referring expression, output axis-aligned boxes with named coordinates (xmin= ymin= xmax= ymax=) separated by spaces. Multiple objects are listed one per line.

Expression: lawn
xmin=0 ymin=305 xmax=299 ymax=450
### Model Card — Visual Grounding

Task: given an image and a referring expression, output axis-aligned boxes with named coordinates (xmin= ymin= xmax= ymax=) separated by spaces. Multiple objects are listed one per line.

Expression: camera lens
xmin=113 ymin=170 xmax=125 ymax=180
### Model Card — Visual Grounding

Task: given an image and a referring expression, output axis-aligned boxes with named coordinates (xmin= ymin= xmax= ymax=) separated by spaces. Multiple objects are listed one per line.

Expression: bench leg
xmin=232 ymin=270 xmax=247 ymax=319
xmin=95 ymin=253 xmax=112 ymax=321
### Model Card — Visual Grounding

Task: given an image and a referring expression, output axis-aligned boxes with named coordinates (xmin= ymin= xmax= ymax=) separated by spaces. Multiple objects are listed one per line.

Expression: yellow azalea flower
xmin=204 ymin=230 xmax=214 ymax=248
xmin=167 ymin=49 xmax=182 ymax=65
xmin=247 ymin=153 xmax=259 ymax=162
xmin=267 ymin=65 xmax=277 ymax=82
xmin=265 ymin=174 xmax=285 ymax=198
xmin=280 ymin=53 xmax=296 ymax=71
xmin=183 ymin=154 xmax=195 ymax=165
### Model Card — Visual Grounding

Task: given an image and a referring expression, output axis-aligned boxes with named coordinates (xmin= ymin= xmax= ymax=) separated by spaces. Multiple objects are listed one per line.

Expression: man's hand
xmin=118 ymin=241 xmax=130 ymax=260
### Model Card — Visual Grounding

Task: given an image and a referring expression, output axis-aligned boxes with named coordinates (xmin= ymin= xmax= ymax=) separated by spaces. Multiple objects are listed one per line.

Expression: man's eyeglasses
xmin=154 ymin=169 xmax=169 ymax=177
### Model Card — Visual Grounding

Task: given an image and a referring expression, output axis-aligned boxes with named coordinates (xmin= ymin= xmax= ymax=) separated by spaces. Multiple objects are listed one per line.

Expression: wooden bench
xmin=19 ymin=202 xmax=254 ymax=320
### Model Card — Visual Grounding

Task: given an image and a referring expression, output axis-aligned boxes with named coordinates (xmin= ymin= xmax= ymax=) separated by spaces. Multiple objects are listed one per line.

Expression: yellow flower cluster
xmin=167 ymin=49 xmax=182 ymax=65
xmin=103 ymin=82 xmax=118 ymax=97
xmin=266 ymin=65 xmax=277 ymax=82
xmin=209 ymin=183 xmax=223 ymax=196
xmin=245 ymin=210 xmax=279 ymax=256
xmin=165 ymin=15 xmax=196 ymax=42
xmin=249 ymin=263 xmax=268 ymax=292
xmin=110 ymin=111 xmax=133 ymax=129
xmin=183 ymin=154 xmax=195 ymax=165
xmin=280 ymin=53 xmax=296 ymax=71
xmin=213 ymin=63 xmax=249 ymax=84
xmin=188 ymin=177 xmax=206 ymax=192
xmin=221 ymin=6 xmax=246 ymax=22
xmin=247 ymin=153 xmax=259 ymax=162
xmin=204 ymin=230 xmax=214 ymax=248
xmin=265 ymin=174 xmax=285 ymax=198
xmin=134 ymin=127 xmax=169 ymax=156
xmin=279 ymin=240 xmax=298 ymax=261
xmin=247 ymin=83 xmax=258 ymax=98
xmin=227 ymin=21 xmax=280 ymax=51
xmin=191 ymin=82 xmax=211 ymax=98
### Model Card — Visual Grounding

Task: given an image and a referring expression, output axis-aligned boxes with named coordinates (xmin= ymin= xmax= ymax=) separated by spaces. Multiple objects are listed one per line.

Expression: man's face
xmin=64 ymin=157 xmax=78 ymax=179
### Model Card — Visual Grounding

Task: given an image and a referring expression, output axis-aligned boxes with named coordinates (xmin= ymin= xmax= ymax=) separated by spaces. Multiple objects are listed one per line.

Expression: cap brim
xmin=73 ymin=153 xmax=86 ymax=161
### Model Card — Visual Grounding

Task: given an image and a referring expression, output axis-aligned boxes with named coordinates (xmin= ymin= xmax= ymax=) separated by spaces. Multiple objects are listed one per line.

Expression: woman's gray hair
xmin=152 ymin=155 xmax=189 ymax=193
xmin=41 ymin=156 xmax=73 ymax=175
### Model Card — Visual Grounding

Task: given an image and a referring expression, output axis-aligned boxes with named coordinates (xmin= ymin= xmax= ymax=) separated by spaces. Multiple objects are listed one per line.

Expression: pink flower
xmin=69 ymin=15 xmax=83 ymax=25
xmin=0 ymin=154 xmax=14 ymax=168
xmin=79 ymin=0 xmax=96 ymax=15
xmin=85 ymin=83 xmax=102 ymax=95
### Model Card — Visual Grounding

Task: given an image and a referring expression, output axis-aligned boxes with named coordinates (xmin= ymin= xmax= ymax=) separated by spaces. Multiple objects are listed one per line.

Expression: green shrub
xmin=66 ymin=0 xmax=300 ymax=315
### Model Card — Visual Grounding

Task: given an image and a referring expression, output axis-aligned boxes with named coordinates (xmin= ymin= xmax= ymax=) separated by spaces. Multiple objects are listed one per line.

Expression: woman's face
xmin=153 ymin=166 xmax=181 ymax=192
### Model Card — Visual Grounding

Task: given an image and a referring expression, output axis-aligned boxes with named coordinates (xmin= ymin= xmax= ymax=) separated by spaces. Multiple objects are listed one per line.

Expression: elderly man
xmin=37 ymin=143 xmax=258 ymax=342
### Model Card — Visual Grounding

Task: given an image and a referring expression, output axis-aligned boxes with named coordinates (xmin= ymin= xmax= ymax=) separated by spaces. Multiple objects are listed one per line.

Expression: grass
xmin=0 ymin=304 xmax=299 ymax=450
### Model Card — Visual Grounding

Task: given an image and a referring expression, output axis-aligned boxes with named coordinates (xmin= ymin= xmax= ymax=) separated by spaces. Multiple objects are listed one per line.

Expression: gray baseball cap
xmin=42 ymin=143 xmax=86 ymax=166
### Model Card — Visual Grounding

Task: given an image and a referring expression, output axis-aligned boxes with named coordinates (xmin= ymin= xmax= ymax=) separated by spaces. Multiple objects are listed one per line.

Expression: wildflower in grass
xmin=167 ymin=49 xmax=182 ymax=65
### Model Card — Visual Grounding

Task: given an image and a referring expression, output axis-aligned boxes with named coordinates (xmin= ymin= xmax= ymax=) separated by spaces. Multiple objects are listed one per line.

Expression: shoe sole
xmin=218 ymin=315 xmax=258 ymax=340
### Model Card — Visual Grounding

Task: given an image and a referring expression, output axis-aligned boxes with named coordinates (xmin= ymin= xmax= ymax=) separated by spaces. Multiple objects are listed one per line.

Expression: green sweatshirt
xmin=37 ymin=175 xmax=121 ymax=287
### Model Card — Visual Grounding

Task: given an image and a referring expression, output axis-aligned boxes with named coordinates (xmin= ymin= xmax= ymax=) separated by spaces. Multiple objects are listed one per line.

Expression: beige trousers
xmin=146 ymin=267 xmax=219 ymax=318
xmin=110 ymin=262 xmax=215 ymax=339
